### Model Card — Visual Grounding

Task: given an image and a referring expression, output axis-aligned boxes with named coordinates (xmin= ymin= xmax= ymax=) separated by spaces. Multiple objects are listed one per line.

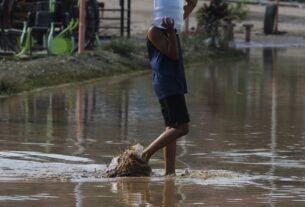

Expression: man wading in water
xmin=142 ymin=0 xmax=197 ymax=175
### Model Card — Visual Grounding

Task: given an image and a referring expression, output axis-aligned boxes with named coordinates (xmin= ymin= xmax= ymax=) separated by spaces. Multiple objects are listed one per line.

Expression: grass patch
xmin=102 ymin=38 xmax=138 ymax=57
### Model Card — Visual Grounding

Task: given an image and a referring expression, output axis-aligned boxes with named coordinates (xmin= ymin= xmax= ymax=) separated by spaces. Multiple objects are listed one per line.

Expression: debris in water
xmin=180 ymin=169 xmax=241 ymax=180
xmin=104 ymin=144 xmax=151 ymax=177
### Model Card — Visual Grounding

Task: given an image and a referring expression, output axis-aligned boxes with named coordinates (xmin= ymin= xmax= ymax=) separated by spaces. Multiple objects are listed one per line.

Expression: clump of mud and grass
xmin=104 ymin=144 xmax=151 ymax=178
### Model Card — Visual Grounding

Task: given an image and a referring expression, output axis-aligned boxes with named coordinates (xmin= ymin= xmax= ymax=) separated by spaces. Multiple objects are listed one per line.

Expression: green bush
xmin=195 ymin=0 xmax=249 ymax=48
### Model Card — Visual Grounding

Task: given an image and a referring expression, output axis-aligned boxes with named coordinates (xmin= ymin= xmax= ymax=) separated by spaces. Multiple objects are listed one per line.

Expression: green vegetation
xmin=102 ymin=38 xmax=138 ymax=57
xmin=195 ymin=0 xmax=248 ymax=47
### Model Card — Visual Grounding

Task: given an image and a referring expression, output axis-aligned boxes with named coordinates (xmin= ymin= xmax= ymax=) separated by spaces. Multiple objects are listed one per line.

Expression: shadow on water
xmin=1 ymin=48 xmax=305 ymax=206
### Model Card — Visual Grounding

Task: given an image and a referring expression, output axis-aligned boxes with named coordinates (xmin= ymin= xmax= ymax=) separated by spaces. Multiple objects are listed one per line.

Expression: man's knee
xmin=178 ymin=123 xmax=189 ymax=136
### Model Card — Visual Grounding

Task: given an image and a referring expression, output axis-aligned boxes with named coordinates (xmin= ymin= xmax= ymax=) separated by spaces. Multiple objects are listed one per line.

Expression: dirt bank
xmin=0 ymin=35 xmax=245 ymax=96
xmin=0 ymin=39 xmax=149 ymax=96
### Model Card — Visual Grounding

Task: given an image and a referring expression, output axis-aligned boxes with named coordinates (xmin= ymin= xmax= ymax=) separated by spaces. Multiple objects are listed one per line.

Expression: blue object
xmin=147 ymin=28 xmax=187 ymax=100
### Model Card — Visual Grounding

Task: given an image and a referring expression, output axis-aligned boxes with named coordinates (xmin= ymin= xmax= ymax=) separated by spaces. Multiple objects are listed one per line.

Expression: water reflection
xmin=263 ymin=48 xmax=278 ymax=207
xmin=74 ymin=183 xmax=84 ymax=207
xmin=112 ymin=178 xmax=180 ymax=207
xmin=75 ymin=88 xmax=85 ymax=155
xmin=46 ymin=95 xmax=54 ymax=152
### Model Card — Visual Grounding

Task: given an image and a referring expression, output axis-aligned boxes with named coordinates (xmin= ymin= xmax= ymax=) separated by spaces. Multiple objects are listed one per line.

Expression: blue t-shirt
xmin=147 ymin=27 xmax=188 ymax=100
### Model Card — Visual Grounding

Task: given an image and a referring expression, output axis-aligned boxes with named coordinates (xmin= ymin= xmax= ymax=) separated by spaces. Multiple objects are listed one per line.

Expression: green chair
xmin=29 ymin=10 xmax=53 ymax=54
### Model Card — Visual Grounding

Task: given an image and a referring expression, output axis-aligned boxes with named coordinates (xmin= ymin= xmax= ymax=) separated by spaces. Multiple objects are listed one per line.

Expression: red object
xmin=78 ymin=0 xmax=85 ymax=54
xmin=274 ymin=0 xmax=279 ymax=32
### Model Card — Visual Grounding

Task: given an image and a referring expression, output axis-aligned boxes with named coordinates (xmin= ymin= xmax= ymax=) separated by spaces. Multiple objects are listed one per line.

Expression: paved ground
xmin=239 ymin=3 xmax=305 ymax=37
xmin=100 ymin=0 xmax=305 ymax=39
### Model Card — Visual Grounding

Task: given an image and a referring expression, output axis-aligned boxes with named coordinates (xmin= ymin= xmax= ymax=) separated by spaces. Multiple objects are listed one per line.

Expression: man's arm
xmin=183 ymin=0 xmax=198 ymax=20
xmin=147 ymin=17 xmax=179 ymax=61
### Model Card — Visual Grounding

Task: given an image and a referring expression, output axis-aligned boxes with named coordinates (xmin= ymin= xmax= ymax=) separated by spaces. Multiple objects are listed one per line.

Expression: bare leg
xmin=164 ymin=139 xmax=176 ymax=175
xmin=142 ymin=123 xmax=189 ymax=175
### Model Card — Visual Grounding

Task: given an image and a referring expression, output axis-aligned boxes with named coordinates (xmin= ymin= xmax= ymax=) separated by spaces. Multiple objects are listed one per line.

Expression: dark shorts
xmin=159 ymin=94 xmax=190 ymax=127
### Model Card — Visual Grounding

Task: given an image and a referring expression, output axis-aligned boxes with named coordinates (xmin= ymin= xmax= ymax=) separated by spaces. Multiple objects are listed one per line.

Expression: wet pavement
xmin=0 ymin=47 xmax=305 ymax=206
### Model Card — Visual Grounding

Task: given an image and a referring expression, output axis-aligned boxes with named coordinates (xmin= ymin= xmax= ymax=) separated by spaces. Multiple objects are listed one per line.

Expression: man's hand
xmin=186 ymin=0 xmax=198 ymax=6
xmin=147 ymin=16 xmax=179 ymax=60
xmin=184 ymin=0 xmax=198 ymax=20
xmin=161 ymin=17 xmax=175 ymax=32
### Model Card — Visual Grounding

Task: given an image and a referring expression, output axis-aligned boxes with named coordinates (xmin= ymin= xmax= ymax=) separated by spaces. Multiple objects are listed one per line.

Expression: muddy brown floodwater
xmin=1 ymin=47 xmax=305 ymax=206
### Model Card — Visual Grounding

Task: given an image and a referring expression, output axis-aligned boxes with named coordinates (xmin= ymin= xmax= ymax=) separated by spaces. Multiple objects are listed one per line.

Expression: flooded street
xmin=1 ymin=47 xmax=305 ymax=206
